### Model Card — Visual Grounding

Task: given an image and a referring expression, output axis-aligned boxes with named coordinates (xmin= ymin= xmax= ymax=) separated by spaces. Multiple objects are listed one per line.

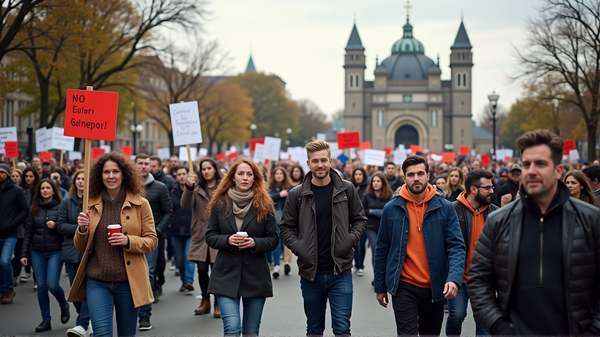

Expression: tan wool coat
xmin=67 ymin=192 xmax=158 ymax=308
xmin=180 ymin=184 xmax=217 ymax=263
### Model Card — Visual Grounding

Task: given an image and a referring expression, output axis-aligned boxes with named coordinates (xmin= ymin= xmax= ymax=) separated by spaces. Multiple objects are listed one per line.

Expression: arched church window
xmin=431 ymin=110 xmax=438 ymax=128
xmin=350 ymin=75 xmax=353 ymax=87
xmin=356 ymin=75 xmax=359 ymax=87
xmin=460 ymin=102 xmax=464 ymax=109
xmin=463 ymin=74 xmax=467 ymax=87
xmin=457 ymin=74 xmax=461 ymax=87
xmin=377 ymin=110 xmax=384 ymax=128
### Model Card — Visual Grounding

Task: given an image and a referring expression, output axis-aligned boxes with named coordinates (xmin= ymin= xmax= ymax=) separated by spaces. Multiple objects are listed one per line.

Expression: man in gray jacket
xmin=281 ymin=140 xmax=367 ymax=336
xmin=468 ymin=130 xmax=600 ymax=335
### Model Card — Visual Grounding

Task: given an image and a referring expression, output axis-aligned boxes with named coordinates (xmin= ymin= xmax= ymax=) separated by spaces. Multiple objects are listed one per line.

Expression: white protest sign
xmin=263 ymin=137 xmax=282 ymax=161
xmin=364 ymin=149 xmax=386 ymax=166
xmin=35 ymin=127 xmax=52 ymax=152
xmin=316 ymin=133 xmax=326 ymax=141
xmin=229 ymin=145 xmax=237 ymax=153
xmin=569 ymin=149 xmax=580 ymax=161
xmin=242 ymin=148 xmax=251 ymax=158
xmin=330 ymin=142 xmax=343 ymax=158
xmin=358 ymin=150 xmax=365 ymax=163
xmin=179 ymin=146 xmax=197 ymax=162
xmin=199 ymin=148 xmax=208 ymax=158
xmin=69 ymin=151 xmax=82 ymax=160
xmin=51 ymin=127 xmax=75 ymax=151
xmin=100 ymin=145 xmax=111 ymax=154
xmin=280 ymin=152 xmax=290 ymax=160
xmin=431 ymin=154 xmax=443 ymax=162
xmin=393 ymin=148 xmax=407 ymax=166
xmin=0 ymin=126 xmax=17 ymax=154
xmin=169 ymin=101 xmax=202 ymax=146
xmin=350 ymin=148 xmax=357 ymax=159
xmin=253 ymin=143 xmax=266 ymax=164
xmin=157 ymin=148 xmax=171 ymax=160
xmin=288 ymin=147 xmax=304 ymax=162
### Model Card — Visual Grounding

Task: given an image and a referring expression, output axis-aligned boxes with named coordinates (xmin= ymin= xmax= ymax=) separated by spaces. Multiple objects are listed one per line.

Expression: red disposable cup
xmin=108 ymin=224 xmax=121 ymax=237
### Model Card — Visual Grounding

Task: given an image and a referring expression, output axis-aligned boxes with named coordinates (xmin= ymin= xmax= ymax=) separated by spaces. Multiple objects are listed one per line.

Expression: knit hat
xmin=0 ymin=163 xmax=11 ymax=175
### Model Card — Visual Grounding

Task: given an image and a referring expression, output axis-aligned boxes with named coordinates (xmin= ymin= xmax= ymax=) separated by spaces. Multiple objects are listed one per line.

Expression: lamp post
xmin=488 ymin=91 xmax=500 ymax=161
xmin=250 ymin=123 xmax=257 ymax=139
xmin=286 ymin=128 xmax=292 ymax=150
xmin=130 ymin=103 xmax=144 ymax=154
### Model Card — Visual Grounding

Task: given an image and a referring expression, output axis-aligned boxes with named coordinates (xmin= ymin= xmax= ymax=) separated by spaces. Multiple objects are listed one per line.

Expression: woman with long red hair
xmin=206 ymin=158 xmax=278 ymax=336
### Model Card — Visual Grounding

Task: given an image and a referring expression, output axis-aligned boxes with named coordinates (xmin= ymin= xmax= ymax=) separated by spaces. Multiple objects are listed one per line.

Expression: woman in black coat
xmin=351 ymin=167 xmax=369 ymax=276
xmin=56 ymin=169 xmax=91 ymax=336
xmin=206 ymin=158 xmax=278 ymax=337
xmin=267 ymin=166 xmax=293 ymax=279
xmin=20 ymin=178 xmax=70 ymax=332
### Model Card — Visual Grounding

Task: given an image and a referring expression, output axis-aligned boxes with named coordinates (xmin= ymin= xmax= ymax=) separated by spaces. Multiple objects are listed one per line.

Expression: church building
xmin=343 ymin=13 xmax=474 ymax=153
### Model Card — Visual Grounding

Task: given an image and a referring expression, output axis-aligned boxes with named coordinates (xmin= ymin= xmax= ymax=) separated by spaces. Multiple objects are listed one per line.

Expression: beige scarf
xmin=227 ymin=187 xmax=254 ymax=231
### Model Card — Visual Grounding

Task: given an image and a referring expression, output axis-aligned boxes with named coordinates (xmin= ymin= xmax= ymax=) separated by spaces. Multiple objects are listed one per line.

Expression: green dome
xmin=391 ymin=20 xmax=425 ymax=54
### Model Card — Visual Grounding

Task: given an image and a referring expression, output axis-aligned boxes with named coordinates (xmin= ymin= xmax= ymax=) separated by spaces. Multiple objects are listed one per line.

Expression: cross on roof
xmin=404 ymin=0 xmax=412 ymax=20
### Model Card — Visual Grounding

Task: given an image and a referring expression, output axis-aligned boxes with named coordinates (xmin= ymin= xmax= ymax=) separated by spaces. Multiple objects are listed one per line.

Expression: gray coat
xmin=57 ymin=194 xmax=83 ymax=264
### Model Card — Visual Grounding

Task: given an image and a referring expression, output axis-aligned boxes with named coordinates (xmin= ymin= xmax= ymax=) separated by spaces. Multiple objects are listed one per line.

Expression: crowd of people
xmin=0 ymin=129 xmax=599 ymax=336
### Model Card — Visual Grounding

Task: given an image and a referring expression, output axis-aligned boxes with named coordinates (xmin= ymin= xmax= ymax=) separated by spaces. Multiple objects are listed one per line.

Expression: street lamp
xmin=488 ymin=91 xmax=500 ymax=161
xmin=286 ymin=128 xmax=292 ymax=150
xmin=250 ymin=123 xmax=257 ymax=139
xmin=130 ymin=102 xmax=144 ymax=154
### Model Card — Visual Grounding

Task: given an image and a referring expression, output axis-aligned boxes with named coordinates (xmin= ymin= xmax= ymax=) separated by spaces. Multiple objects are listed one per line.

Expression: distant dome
xmin=391 ymin=20 xmax=425 ymax=54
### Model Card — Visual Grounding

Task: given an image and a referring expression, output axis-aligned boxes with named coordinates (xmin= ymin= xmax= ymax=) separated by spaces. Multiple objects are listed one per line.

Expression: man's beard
xmin=475 ymin=191 xmax=491 ymax=205
xmin=407 ymin=182 xmax=426 ymax=195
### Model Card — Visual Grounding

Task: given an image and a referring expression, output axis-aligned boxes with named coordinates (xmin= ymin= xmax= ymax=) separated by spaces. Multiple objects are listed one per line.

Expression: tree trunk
xmin=587 ymin=120 xmax=598 ymax=161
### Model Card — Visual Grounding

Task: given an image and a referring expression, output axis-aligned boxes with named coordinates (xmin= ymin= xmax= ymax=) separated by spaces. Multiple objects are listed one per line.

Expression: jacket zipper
xmin=391 ymin=212 xmax=406 ymax=292
xmin=539 ymin=217 xmax=544 ymax=285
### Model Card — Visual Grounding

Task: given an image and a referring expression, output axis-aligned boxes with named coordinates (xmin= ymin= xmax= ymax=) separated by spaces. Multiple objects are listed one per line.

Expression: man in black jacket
xmin=0 ymin=164 xmax=29 ymax=304
xmin=150 ymin=155 xmax=175 ymax=188
xmin=468 ymin=130 xmax=600 ymax=335
xmin=446 ymin=169 xmax=498 ymax=336
xmin=384 ymin=162 xmax=403 ymax=192
xmin=135 ymin=154 xmax=173 ymax=331
xmin=493 ymin=163 xmax=521 ymax=206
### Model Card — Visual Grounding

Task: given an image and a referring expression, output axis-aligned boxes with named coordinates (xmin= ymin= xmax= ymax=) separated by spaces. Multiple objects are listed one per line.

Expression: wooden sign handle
xmin=82 ymin=86 xmax=93 ymax=213
xmin=12 ymin=157 xmax=16 ymax=169
xmin=267 ymin=160 xmax=273 ymax=182
xmin=59 ymin=150 xmax=64 ymax=168
xmin=186 ymin=144 xmax=194 ymax=174
xmin=348 ymin=149 xmax=354 ymax=177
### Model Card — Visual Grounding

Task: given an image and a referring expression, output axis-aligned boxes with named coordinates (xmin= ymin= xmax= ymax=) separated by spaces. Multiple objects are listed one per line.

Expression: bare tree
xmin=0 ymin=0 xmax=46 ymax=61
xmin=297 ymin=99 xmax=331 ymax=143
xmin=515 ymin=0 xmax=600 ymax=158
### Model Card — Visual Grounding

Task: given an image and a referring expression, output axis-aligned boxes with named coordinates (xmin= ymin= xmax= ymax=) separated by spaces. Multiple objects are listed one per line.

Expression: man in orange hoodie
xmin=374 ymin=155 xmax=465 ymax=336
xmin=446 ymin=169 xmax=498 ymax=336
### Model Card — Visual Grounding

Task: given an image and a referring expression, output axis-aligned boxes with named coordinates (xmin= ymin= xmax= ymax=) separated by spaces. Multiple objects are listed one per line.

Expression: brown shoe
xmin=2 ymin=290 xmax=15 ymax=304
xmin=194 ymin=299 xmax=211 ymax=315
xmin=213 ymin=303 xmax=221 ymax=318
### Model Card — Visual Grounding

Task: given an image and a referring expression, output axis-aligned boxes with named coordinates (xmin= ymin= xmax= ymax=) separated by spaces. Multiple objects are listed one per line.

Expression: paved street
xmin=0 ymin=249 xmax=477 ymax=336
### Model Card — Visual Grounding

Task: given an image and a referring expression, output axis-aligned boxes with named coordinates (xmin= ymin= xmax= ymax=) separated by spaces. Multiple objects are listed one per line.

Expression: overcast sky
xmin=192 ymin=0 xmax=542 ymax=122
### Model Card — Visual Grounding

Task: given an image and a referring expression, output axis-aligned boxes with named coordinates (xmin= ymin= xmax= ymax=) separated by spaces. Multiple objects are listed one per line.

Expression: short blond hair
xmin=305 ymin=140 xmax=331 ymax=159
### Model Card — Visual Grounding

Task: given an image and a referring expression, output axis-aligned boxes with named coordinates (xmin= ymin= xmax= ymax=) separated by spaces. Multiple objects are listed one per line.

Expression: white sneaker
xmin=357 ymin=268 xmax=364 ymax=276
xmin=87 ymin=325 xmax=93 ymax=337
xmin=272 ymin=265 xmax=280 ymax=279
xmin=66 ymin=325 xmax=86 ymax=337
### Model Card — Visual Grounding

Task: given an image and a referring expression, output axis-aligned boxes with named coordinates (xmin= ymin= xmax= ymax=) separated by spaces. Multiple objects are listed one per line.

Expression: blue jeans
xmin=87 ymin=278 xmax=138 ymax=337
xmin=170 ymin=236 xmax=195 ymax=284
xmin=445 ymin=283 xmax=488 ymax=336
xmin=0 ymin=237 xmax=17 ymax=294
xmin=353 ymin=235 xmax=367 ymax=270
xmin=30 ymin=250 xmax=68 ymax=321
xmin=217 ymin=295 xmax=266 ymax=336
xmin=365 ymin=228 xmax=378 ymax=270
xmin=139 ymin=248 xmax=158 ymax=317
xmin=271 ymin=228 xmax=284 ymax=266
xmin=65 ymin=262 xmax=90 ymax=329
xmin=300 ymin=269 xmax=353 ymax=336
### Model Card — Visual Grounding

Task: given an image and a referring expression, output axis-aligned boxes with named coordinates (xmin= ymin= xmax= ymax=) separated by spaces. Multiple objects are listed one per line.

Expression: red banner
xmin=91 ymin=147 xmax=106 ymax=159
xmin=4 ymin=141 xmax=18 ymax=159
xmin=64 ymin=89 xmax=119 ymax=141
xmin=38 ymin=151 xmax=53 ymax=162
xmin=563 ymin=139 xmax=576 ymax=155
xmin=359 ymin=141 xmax=371 ymax=150
xmin=384 ymin=147 xmax=392 ymax=156
xmin=441 ymin=152 xmax=456 ymax=163
xmin=459 ymin=146 xmax=470 ymax=156
xmin=121 ymin=146 xmax=133 ymax=158
xmin=228 ymin=151 xmax=239 ymax=160
xmin=410 ymin=145 xmax=424 ymax=154
xmin=337 ymin=132 xmax=360 ymax=150
xmin=249 ymin=138 xmax=264 ymax=152
xmin=216 ymin=153 xmax=226 ymax=161
xmin=481 ymin=154 xmax=490 ymax=167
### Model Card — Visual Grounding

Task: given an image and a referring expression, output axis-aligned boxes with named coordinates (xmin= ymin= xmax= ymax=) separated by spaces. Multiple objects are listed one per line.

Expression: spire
xmin=345 ymin=23 xmax=364 ymax=51
xmin=452 ymin=21 xmax=472 ymax=49
xmin=404 ymin=0 xmax=412 ymax=22
xmin=245 ymin=55 xmax=256 ymax=73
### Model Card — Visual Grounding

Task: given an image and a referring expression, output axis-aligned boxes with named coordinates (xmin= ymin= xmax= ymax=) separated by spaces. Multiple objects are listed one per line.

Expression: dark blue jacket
xmin=0 ymin=179 xmax=30 ymax=239
xmin=170 ymin=183 xmax=192 ymax=237
xmin=373 ymin=189 xmax=465 ymax=302
xmin=57 ymin=193 xmax=84 ymax=263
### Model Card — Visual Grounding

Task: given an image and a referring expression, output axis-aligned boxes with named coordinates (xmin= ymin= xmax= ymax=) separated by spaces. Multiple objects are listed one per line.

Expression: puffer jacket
xmin=57 ymin=193 xmax=83 ymax=263
xmin=467 ymin=185 xmax=600 ymax=335
xmin=280 ymin=170 xmax=367 ymax=281
xmin=144 ymin=174 xmax=173 ymax=237
xmin=21 ymin=198 xmax=62 ymax=254
xmin=170 ymin=183 xmax=192 ymax=237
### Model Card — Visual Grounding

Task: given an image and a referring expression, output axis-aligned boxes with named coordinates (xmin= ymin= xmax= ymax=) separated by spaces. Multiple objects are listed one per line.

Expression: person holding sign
xmin=205 ymin=158 xmax=278 ymax=336
xmin=67 ymin=152 xmax=157 ymax=337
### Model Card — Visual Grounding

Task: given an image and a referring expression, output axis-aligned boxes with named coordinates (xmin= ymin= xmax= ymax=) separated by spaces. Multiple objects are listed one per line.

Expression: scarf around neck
xmin=227 ymin=187 xmax=254 ymax=231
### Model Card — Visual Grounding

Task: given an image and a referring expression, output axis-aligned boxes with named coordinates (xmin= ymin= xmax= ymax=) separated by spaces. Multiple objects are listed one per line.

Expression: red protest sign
xmin=121 ymin=146 xmax=133 ymax=158
xmin=64 ymin=89 xmax=119 ymax=141
xmin=228 ymin=151 xmax=239 ymax=160
xmin=359 ymin=141 xmax=371 ymax=150
xmin=384 ymin=147 xmax=392 ymax=156
xmin=410 ymin=145 xmax=424 ymax=154
xmin=38 ymin=151 xmax=53 ymax=162
xmin=459 ymin=146 xmax=470 ymax=156
xmin=91 ymin=147 xmax=105 ymax=159
xmin=249 ymin=138 xmax=264 ymax=152
xmin=4 ymin=141 xmax=18 ymax=158
xmin=563 ymin=139 xmax=576 ymax=155
xmin=441 ymin=152 xmax=456 ymax=163
xmin=216 ymin=153 xmax=226 ymax=161
xmin=337 ymin=132 xmax=360 ymax=150
xmin=481 ymin=154 xmax=490 ymax=167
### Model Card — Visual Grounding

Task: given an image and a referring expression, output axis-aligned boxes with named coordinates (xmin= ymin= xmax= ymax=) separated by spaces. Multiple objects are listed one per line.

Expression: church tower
xmin=448 ymin=19 xmax=474 ymax=148
xmin=343 ymin=23 xmax=367 ymax=140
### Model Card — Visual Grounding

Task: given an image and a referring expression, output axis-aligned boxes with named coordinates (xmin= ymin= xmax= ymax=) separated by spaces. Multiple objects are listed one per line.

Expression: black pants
xmin=12 ymin=238 xmax=31 ymax=277
xmin=391 ymin=281 xmax=444 ymax=336
xmin=196 ymin=249 xmax=216 ymax=303
xmin=155 ymin=235 xmax=166 ymax=287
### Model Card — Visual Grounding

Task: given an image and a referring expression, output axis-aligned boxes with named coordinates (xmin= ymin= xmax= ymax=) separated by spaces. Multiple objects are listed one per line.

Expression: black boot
xmin=36 ymin=321 xmax=52 ymax=332
xmin=61 ymin=303 xmax=70 ymax=324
